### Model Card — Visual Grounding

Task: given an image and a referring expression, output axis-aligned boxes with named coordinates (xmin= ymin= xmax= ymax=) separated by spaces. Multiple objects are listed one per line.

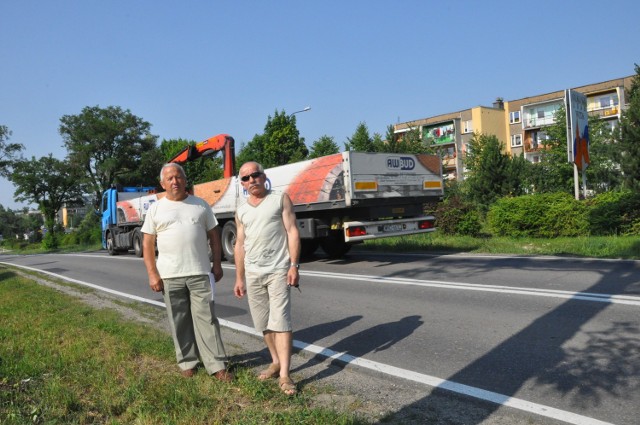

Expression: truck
xmin=101 ymin=133 xmax=444 ymax=260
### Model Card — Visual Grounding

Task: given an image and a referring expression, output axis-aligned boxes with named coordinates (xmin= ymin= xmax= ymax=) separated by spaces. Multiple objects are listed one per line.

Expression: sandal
xmin=257 ymin=363 xmax=280 ymax=381
xmin=279 ymin=376 xmax=297 ymax=396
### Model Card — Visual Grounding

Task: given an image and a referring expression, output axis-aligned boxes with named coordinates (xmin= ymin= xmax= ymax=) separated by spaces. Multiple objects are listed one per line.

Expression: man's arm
xmin=281 ymin=194 xmax=300 ymax=287
xmin=142 ymin=233 xmax=163 ymax=292
xmin=207 ymin=226 xmax=223 ymax=282
xmin=233 ymin=215 xmax=247 ymax=299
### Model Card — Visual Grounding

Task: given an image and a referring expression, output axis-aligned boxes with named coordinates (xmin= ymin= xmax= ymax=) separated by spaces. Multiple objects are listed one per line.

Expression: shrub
xmin=586 ymin=190 xmax=640 ymax=235
xmin=487 ymin=192 xmax=589 ymax=238
xmin=60 ymin=232 xmax=79 ymax=246
xmin=73 ymin=211 xmax=102 ymax=245
xmin=41 ymin=232 xmax=59 ymax=250
xmin=434 ymin=196 xmax=482 ymax=237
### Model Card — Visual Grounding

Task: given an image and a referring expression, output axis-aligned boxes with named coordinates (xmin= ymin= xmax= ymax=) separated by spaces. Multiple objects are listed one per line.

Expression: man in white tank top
xmin=233 ymin=161 xmax=301 ymax=395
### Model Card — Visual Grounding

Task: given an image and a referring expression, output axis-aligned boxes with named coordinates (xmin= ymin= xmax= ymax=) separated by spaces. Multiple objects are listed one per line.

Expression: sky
xmin=2 ymin=0 xmax=639 ymax=209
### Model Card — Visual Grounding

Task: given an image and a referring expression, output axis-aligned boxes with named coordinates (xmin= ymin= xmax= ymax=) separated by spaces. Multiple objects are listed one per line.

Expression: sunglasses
xmin=240 ymin=171 xmax=263 ymax=182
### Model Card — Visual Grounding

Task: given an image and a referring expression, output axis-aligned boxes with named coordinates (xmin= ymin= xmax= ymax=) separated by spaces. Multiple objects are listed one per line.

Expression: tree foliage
xmin=344 ymin=122 xmax=375 ymax=152
xmin=463 ymin=133 xmax=521 ymax=211
xmin=9 ymin=155 xmax=86 ymax=246
xmin=584 ymin=114 xmax=621 ymax=192
xmin=533 ymin=104 xmax=623 ymax=195
xmin=527 ymin=106 xmax=575 ymax=194
xmin=0 ymin=125 xmax=24 ymax=178
xmin=236 ymin=110 xmax=308 ymax=169
xmin=0 ymin=205 xmax=42 ymax=242
xmin=383 ymin=125 xmax=431 ymax=154
xmin=617 ymin=63 xmax=640 ymax=191
xmin=309 ymin=135 xmax=340 ymax=159
xmin=59 ymin=106 xmax=159 ymax=203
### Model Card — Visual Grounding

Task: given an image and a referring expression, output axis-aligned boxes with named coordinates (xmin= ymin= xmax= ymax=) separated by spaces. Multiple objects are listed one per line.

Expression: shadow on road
xmin=383 ymin=260 xmax=640 ymax=424
xmin=292 ymin=315 xmax=424 ymax=389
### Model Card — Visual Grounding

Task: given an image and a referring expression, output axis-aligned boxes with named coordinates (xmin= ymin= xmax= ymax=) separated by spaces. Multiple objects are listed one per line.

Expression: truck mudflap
xmin=343 ymin=216 xmax=436 ymax=242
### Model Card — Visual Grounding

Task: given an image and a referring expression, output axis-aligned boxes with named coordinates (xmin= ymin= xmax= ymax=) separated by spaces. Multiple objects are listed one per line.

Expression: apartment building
xmin=394 ymin=75 xmax=634 ymax=180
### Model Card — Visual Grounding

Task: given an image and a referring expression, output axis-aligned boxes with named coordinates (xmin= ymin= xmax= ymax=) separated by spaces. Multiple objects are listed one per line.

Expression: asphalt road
xmin=2 ymin=250 xmax=639 ymax=425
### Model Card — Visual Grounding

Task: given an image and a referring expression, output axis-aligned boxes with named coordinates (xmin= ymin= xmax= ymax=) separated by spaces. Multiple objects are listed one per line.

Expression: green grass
xmin=5 ymin=234 xmax=640 ymax=260
xmin=360 ymin=233 xmax=640 ymax=260
xmin=0 ymin=270 xmax=368 ymax=424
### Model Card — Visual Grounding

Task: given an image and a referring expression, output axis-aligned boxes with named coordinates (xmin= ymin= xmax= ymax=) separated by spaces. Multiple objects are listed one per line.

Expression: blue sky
xmin=2 ymin=1 xmax=639 ymax=209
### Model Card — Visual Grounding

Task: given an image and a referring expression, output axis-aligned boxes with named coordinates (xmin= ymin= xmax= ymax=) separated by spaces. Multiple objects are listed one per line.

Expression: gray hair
xmin=238 ymin=161 xmax=264 ymax=176
xmin=159 ymin=163 xmax=187 ymax=182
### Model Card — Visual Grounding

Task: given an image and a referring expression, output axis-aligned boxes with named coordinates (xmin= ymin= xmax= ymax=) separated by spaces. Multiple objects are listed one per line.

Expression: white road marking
xmin=302 ymin=270 xmax=640 ymax=307
xmin=1 ymin=260 xmax=618 ymax=425
xmin=31 ymin=253 xmax=640 ymax=306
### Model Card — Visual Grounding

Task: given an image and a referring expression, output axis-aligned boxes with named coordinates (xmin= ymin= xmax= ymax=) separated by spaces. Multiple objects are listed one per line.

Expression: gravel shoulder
xmin=19 ymin=268 xmax=562 ymax=425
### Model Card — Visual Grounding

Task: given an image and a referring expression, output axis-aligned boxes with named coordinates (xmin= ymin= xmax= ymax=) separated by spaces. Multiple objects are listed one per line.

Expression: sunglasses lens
xmin=241 ymin=172 xmax=262 ymax=182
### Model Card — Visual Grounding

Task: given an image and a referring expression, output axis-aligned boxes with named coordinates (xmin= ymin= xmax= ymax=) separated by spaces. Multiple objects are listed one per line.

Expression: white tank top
xmin=237 ymin=192 xmax=290 ymax=272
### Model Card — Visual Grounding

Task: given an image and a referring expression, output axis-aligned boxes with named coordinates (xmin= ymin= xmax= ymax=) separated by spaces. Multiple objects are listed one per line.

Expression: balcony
xmin=587 ymin=105 xmax=619 ymax=119
xmin=523 ymin=115 xmax=556 ymax=129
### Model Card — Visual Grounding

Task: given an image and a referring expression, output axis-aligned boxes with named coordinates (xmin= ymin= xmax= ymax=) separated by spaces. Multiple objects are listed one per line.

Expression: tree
xmin=309 ymin=135 xmax=340 ymax=159
xmin=382 ymin=124 xmax=431 ymax=154
xmin=0 ymin=206 xmax=43 ymax=244
xmin=584 ymin=114 xmax=621 ymax=192
xmin=10 ymin=155 xmax=86 ymax=247
xmin=159 ymin=138 xmax=222 ymax=185
xmin=59 ymin=106 xmax=159 ymax=203
xmin=528 ymin=106 xmax=575 ymax=194
xmin=0 ymin=125 xmax=24 ymax=178
xmin=533 ymin=104 xmax=620 ymax=195
xmin=505 ymin=153 xmax=532 ymax=196
xmin=464 ymin=134 xmax=512 ymax=211
xmin=235 ymin=135 xmax=268 ymax=169
xmin=617 ymin=64 xmax=640 ymax=191
xmin=344 ymin=122 xmax=375 ymax=152
xmin=236 ymin=110 xmax=308 ymax=168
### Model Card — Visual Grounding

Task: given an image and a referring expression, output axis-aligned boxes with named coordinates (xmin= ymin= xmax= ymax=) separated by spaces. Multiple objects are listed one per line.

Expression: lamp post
xmin=289 ymin=106 xmax=311 ymax=117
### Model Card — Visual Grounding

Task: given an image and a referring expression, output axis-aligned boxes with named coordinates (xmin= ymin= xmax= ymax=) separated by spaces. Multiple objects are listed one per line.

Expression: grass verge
xmin=361 ymin=234 xmax=640 ymax=260
xmin=0 ymin=270 xmax=367 ymax=424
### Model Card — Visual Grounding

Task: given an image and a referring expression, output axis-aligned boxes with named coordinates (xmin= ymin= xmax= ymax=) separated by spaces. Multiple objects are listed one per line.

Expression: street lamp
xmin=289 ymin=106 xmax=311 ymax=117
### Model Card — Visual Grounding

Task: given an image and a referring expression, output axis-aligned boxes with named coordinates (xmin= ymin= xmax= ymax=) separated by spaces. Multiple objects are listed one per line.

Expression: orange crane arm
xmin=167 ymin=133 xmax=236 ymax=178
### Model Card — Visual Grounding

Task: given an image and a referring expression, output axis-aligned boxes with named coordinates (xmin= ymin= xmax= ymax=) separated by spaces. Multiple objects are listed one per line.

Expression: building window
xmin=463 ymin=120 xmax=473 ymax=133
xmin=524 ymin=102 xmax=561 ymax=128
xmin=509 ymin=111 xmax=521 ymax=124
xmin=511 ymin=134 xmax=522 ymax=147
xmin=588 ymin=93 xmax=620 ymax=113
xmin=532 ymin=130 xmax=549 ymax=148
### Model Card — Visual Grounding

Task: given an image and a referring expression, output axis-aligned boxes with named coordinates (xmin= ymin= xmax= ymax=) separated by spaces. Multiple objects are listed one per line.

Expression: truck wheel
xmin=106 ymin=233 xmax=119 ymax=256
xmin=320 ymin=231 xmax=351 ymax=259
xmin=300 ymin=239 xmax=320 ymax=259
xmin=221 ymin=221 xmax=237 ymax=262
xmin=132 ymin=230 xmax=143 ymax=258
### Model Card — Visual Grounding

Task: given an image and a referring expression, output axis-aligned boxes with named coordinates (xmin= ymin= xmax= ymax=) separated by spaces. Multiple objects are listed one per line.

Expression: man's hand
xmin=149 ymin=275 xmax=164 ymax=293
xmin=233 ymin=279 xmax=246 ymax=299
xmin=287 ymin=267 xmax=300 ymax=289
xmin=211 ymin=263 xmax=223 ymax=282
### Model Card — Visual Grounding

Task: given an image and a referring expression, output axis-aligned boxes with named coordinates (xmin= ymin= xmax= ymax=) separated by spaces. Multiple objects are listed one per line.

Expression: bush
xmin=586 ymin=190 xmax=640 ymax=235
xmin=73 ymin=211 xmax=102 ymax=245
xmin=60 ymin=231 xmax=79 ymax=246
xmin=41 ymin=232 xmax=59 ymax=250
xmin=487 ymin=192 xmax=589 ymax=238
xmin=434 ymin=196 xmax=482 ymax=237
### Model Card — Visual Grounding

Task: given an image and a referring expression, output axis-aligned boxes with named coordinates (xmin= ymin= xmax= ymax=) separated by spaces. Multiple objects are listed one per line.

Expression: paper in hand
xmin=208 ymin=272 xmax=216 ymax=301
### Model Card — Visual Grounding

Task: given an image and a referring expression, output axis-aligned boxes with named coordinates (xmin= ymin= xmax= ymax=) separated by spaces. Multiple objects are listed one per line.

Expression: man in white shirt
xmin=142 ymin=163 xmax=232 ymax=381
